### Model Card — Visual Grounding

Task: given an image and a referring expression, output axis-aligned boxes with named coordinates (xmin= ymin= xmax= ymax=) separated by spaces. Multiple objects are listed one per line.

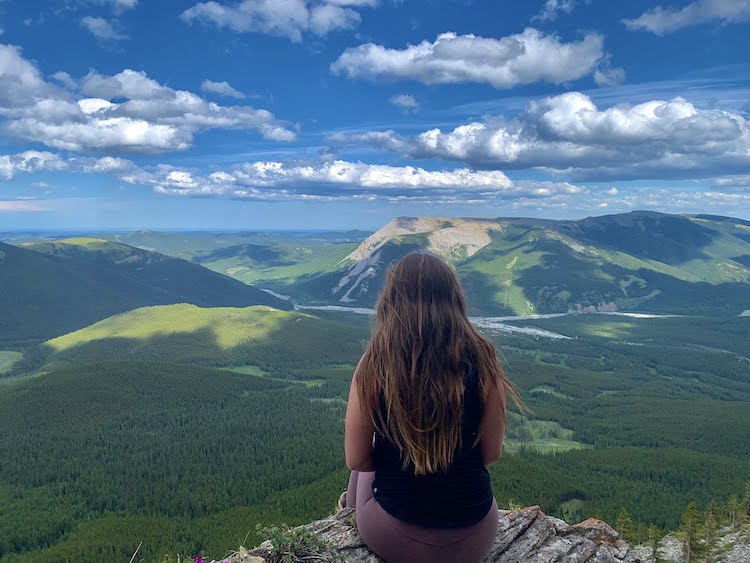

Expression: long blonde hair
xmin=356 ymin=253 xmax=521 ymax=476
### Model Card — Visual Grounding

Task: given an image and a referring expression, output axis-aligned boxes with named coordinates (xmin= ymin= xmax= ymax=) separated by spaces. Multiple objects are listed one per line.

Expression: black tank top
xmin=371 ymin=365 xmax=493 ymax=528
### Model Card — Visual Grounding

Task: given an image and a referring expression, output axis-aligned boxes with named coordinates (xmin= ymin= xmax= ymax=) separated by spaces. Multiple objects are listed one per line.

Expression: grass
xmin=223 ymin=365 xmax=268 ymax=376
xmin=505 ymin=416 xmax=588 ymax=454
xmin=528 ymin=386 xmax=573 ymax=400
xmin=25 ymin=304 xmax=369 ymax=383
xmin=48 ymin=304 xmax=291 ymax=353
xmin=57 ymin=237 xmax=113 ymax=250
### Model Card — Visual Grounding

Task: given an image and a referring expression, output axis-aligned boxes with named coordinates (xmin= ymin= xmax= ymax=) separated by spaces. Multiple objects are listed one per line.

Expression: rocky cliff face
xmin=225 ymin=505 xmax=641 ymax=562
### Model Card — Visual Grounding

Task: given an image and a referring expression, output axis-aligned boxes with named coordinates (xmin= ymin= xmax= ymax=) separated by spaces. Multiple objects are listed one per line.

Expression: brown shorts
xmin=347 ymin=471 xmax=499 ymax=563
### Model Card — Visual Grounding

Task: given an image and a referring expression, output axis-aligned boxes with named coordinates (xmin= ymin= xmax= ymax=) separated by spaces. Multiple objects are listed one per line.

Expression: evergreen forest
xmin=1 ymin=218 xmax=749 ymax=562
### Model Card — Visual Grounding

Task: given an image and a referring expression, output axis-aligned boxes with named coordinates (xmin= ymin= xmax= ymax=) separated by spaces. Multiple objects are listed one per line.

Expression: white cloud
xmin=0 ymin=200 xmax=49 ymax=212
xmin=81 ymin=16 xmax=129 ymax=41
xmin=50 ymin=71 xmax=78 ymax=89
xmin=331 ymin=28 xmax=615 ymax=88
xmin=330 ymin=92 xmax=750 ymax=181
xmin=623 ymin=0 xmax=750 ymax=35
xmin=0 ymin=44 xmax=58 ymax=109
xmin=532 ymin=0 xmax=576 ymax=22
xmin=0 ymin=151 xmax=68 ymax=180
xmin=6 ymin=150 xmax=750 ymax=217
xmin=390 ymin=93 xmax=418 ymax=113
xmin=111 ymin=0 xmax=138 ymax=8
xmin=593 ymin=65 xmax=625 ymax=87
xmin=83 ymin=0 xmax=137 ymax=11
xmin=181 ymin=0 xmax=376 ymax=42
xmin=201 ymin=79 xmax=246 ymax=99
xmin=118 ymin=159 xmax=586 ymax=204
xmin=711 ymin=175 xmax=750 ymax=188
xmin=0 ymin=47 xmax=296 ymax=153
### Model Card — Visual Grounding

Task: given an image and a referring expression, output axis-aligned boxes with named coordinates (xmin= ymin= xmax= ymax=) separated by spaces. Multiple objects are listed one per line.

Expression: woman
xmin=344 ymin=253 xmax=521 ymax=563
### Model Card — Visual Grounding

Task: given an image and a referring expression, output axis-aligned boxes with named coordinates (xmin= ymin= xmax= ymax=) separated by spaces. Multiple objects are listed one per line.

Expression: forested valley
xmin=1 ymin=222 xmax=749 ymax=562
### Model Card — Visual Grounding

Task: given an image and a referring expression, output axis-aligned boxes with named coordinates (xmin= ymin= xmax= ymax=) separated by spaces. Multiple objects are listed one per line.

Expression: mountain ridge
xmin=0 ymin=239 xmax=291 ymax=344
xmin=296 ymin=211 xmax=750 ymax=316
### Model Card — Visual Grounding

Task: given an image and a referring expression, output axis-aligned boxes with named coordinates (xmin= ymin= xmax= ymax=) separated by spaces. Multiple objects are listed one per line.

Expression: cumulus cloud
xmin=146 ymin=160 xmax=519 ymax=202
xmin=181 ymin=0 xmax=377 ymax=42
xmin=0 ymin=151 xmax=69 ymax=180
xmin=0 ymin=45 xmax=296 ymax=153
xmin=201 ymin=79 xmax=246 ymax=99
xmin=390 ymin=93 xmax=419 ymax=113
xmin=331 ymin=28 xmax=617 ymax=89
xmin=78 ymin=158 xmax=585 ymax=205
xmin=0 ymin=44 xmax=59 ymax=109
xmin=623 ymin=0 xmax=750 ymax=35
xmin=50 ymin=71 xmax=78 ymax=89
xmin=81 ymin=16 xmax=129 ymax=41
xmin=330 ymin=92 xmax=750 ymax=181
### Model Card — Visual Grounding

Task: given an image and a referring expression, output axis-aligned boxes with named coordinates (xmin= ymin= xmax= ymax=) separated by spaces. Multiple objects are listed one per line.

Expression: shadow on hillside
xmin=194 ymin=243 xmax=296 ymax=267
xmin=563 ymin=214 xmax=721 ymax=266
xmin=460 ymin=269 xmax=519 ymax=316
xmin=10 ymin=313 xmax=369 ymax=378
xmin=516 ymin=256 xmax=750 ymax=315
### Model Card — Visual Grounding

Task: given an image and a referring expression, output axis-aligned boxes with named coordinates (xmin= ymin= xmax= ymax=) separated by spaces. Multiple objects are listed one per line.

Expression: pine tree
xmin=727 ymin=495 xmax=741 ymax=527
xmin=616 ymin=507 xmax=636 ymax=545
xmin=742 ymin=481 xmax=750 ymax=522
xmin=647 ymin=525 xmax=662 ymax=563
xmin=703 ymin=501 xmax=720 ymax=562
xmin=679 ymin=502 xmax=704 ymax=563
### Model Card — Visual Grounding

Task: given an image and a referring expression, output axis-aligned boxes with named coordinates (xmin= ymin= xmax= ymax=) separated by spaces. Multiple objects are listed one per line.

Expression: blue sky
xmin=1 ymin=0 xmax=749 ymax=230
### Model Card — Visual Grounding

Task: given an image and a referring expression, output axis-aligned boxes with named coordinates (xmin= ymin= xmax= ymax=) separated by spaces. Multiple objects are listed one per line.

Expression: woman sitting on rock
xmin=344 ymin=252 xmax=521 ymax=563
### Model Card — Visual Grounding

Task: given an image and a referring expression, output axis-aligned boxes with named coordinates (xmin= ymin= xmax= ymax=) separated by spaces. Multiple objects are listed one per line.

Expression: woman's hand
xmin=345 ymin=369 xmax=375 ymax=471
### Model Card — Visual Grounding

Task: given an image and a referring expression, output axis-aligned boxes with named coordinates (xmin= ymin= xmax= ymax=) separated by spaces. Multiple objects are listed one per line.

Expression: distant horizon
xmin=2 ymin=208 xmax=749 ymax=237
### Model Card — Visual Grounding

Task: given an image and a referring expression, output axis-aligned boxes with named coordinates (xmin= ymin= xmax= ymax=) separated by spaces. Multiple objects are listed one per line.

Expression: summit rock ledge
xmin=227 ymin=505 xmax=641 ymax=562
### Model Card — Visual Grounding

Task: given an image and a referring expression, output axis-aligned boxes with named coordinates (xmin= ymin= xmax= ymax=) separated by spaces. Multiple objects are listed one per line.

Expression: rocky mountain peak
xmin=345 ymin=217 xmax=504 ymax=264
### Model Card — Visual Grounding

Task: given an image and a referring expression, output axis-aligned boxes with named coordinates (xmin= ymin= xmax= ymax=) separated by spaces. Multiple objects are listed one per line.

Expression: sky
xmin=0 ymin=0 xmax=749 ymax=230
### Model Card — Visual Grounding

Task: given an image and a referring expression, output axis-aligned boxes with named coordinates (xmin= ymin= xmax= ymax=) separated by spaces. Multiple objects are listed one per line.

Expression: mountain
xmin=100 ymin=229 xmax=370 ymax=261
xmin=255 ymin=212 xmax=750 ymax=316
xmin=0 ymin=238 xmax=291 ymax=344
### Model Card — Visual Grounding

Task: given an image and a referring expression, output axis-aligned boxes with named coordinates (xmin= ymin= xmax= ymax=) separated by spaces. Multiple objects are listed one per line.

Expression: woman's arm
xmin=345 ymin=369 xmax=375 ymax=471
xmin=480 ymin=379 xmax=506 ymax=466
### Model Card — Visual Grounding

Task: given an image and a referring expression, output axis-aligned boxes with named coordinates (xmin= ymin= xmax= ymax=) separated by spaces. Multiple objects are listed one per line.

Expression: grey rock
xmin=222 ymin=506 xmax=643 ymax=563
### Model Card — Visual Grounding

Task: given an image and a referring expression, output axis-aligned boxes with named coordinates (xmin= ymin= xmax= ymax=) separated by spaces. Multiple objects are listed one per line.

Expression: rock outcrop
xmin=226 ymin=505 xmax=641 ymax=562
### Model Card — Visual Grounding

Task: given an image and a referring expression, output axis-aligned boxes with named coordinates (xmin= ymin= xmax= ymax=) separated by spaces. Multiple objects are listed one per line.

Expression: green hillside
xmin=0 ymin=239 xmax=290 ymax=346
xmin=18 ymin=304 xmax=368 ymax=375
xmin=28 ymin=212 xmax=747 ymax=317
xmin=259 ymin=212 xmax=750 ymax=315
xmin=101 ymin=230 xmax=369 ymax=261
xmin=197 ymin=241 xmax=359 ymax=292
